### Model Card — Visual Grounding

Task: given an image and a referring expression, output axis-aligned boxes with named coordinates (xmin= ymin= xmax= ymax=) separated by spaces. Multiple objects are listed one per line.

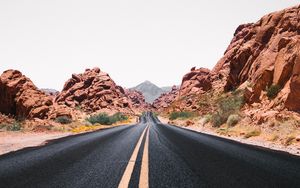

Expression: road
xmin=0 ymin=112 xmax=300 ymax=188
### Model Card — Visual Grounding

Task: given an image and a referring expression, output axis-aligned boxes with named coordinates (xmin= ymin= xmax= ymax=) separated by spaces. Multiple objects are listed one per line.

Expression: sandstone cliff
xmin=164 ymin=5 xmax=300 ymax=114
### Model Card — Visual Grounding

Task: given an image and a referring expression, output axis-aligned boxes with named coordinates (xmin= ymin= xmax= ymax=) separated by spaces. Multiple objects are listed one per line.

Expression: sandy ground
xmin=0 ymin=118 xmax=138 ymax=156
xmin=158 ymin=116 xmax=300 ymax=156
xmin=0 ymin=132 xmax=72 ymax=155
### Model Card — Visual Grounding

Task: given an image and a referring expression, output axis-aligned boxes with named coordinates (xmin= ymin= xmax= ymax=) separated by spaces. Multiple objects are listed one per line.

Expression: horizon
xmin=0 ymin=1 xmax=298 ymax=90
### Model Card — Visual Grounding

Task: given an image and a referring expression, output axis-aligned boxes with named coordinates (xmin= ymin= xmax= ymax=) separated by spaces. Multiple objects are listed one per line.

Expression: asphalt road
xmin=0 ymin=112 xmax=300 ymax=188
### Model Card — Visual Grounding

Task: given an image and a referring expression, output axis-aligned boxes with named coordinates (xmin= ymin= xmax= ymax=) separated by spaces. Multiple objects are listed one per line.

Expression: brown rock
xmin=216 ymin=5 xmax=300 ymax=111
xmin=125 ymin=89 xmax=151 ymax=112
xmin=0 ymin=70 xmax=53 ymax=119
xmin=285 ymin=52 xmax=300 ymax=111
xmin=153 ymin=86 xmax=179 ymax=111
xmin=56 ymin=67 xmax=133 ymax=113
xmin=179 ymin=68 xmax=212 ymax=97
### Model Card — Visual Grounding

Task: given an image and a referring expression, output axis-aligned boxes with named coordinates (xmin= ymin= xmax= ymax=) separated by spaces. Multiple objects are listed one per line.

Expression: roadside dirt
xmin=158 ymin=116 xmax=300 ymax=156
xmin=0 ymin=118 xmax=138 ymax=156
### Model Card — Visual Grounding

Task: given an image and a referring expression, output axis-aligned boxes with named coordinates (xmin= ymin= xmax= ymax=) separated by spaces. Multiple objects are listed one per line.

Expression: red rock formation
xmin=285 ymin=53 xmax=300 ymax=111
xmin=153 ymin=86 xmax=179 ymax=111
xmin=56 ymin=68 xmax=132 ymax=113
xmin=0 ymin=70 xmax=54 ymax=119
xmin=125 ymin=89 xmax=151 ymax=112
xmin=0 ymin=70 xmax=74 ymax=120
xmin=163 ymin=5 xmax=300 ymax=117
xmin=0 ymin=113 xmax=14 ymax=124
xmin=215 ymin=5 xmax=300 ymax=111
xmin=179 ymin=68 xmax=212 ymax=97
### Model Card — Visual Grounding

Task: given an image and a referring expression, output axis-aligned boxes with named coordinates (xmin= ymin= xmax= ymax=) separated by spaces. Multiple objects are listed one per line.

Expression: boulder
xmin=179 ymin=68 xmax=212 ymax=97
xmin=153 ymin=86 xmax=179 ymax=111
xmin=0 ymin=70 xmax=53 ymax=119
xmin=56 ymin=67 xmax=133 ymax=113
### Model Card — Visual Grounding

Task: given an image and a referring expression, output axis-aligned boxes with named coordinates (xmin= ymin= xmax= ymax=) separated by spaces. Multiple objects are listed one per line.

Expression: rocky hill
xmin=131 ymin=81 xmax=171 ymax=103
xmin=0 ymin=70 xmax=73 ymax=120
xmin=160 ymin=5 xmax=300 ymax=124
xmin=55 ymin=67 xmax=133 ymax=114
xmin=153 ymin=86 xmax=179 ymax=111
xmin=125 ymin=89 xmax=152 ymax=112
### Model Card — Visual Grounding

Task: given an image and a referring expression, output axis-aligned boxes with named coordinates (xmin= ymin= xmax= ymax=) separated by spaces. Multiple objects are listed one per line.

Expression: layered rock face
xmin=56 ymin=68 xmax=132 ymax=113
xmin=0 ymin=70 xmax=54 ymax=119
xmin=179 ymin=67 xmax=212 ymax=97
xmin=125 ymin=89 xmax=151 ymax=111
xmin=153 ymin=86 xmax=179 ymax=111
xmin=215 ymin=5 xmax=300 ymax=111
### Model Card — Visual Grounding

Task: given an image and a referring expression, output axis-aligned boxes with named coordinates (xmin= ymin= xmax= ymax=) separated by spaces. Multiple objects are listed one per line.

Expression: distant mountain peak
xmin=131 ymin=81 xmax=172 ymax=103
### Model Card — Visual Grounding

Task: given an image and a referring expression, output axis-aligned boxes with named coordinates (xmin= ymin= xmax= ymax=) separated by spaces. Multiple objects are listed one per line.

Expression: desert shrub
xmin=169 ymin=111 xmax=195 ymax=120
xmin=203 ymin=114 xmax=212 ymax=125
xmin=55 ymin=116 xmax=72 ymax=124
xmin=227 ymin=114 xmax=240 ymax=127
xmin=0 ymin=123 xmax=7 ymax=129
xmin=244 ymin=130 xmax=261 ymax=139
xmin=6 ymin=122 xmax=22 ymax=131
xmin=110 ymin=112 xmax=128 ymax=123
xmin=266 ymin=84 xmax=281 ymax=99
xmin=211 ymin=91 xmax=244 ymax=127
xmin=86 ymin=113 xmax=128 ymax=125
xmin=218 ymin=93 xmax=244 ymax=113
xmin=211 ymin=113 xmax=224 ymax=127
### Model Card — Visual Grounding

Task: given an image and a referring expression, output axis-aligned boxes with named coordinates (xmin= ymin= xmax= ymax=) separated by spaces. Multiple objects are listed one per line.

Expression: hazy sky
xmin=0 ymin=1 xmax=298 ymax=90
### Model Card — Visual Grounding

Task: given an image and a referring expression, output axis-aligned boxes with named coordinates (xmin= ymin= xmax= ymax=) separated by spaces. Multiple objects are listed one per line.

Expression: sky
xmin=0 ymin=0 xmax=299 ymax=90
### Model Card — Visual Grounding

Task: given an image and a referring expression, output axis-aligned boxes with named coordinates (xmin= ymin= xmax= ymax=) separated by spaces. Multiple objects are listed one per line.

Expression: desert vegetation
xmin=210 ymin=90 xmax=244 ymax=127
xmin=0 ymin=121 xmax=22 ymax=131
xmin=86 ymin=112 xmax=129 ymax=125
xmin=266 ymin=84 xmax=281 ymax=99
xmin=169 ymin=111 xmax=196 ymax=120
xmin=55 ymin=116 xmax=72 ymax=124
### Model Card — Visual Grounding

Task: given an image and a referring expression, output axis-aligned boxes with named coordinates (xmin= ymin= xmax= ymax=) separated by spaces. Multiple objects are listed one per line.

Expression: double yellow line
xmin=118 ymin=124 xmax=150 ymax=188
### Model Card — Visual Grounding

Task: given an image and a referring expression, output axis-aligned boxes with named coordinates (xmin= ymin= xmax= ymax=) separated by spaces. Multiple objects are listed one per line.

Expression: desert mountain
xmin=131 ymin=81 xmax=172 ymax=103
xmin=40 ymin=88 xmax=59 ymax=96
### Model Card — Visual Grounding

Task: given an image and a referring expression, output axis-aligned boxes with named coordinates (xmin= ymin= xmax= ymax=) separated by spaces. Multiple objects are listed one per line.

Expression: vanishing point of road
xmin=0 ymin=112 xmax=300 ymax=188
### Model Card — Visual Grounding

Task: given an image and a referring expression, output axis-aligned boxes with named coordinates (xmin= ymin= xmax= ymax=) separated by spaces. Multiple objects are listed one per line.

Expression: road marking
xmin=118 ymin=125 xmax=149 ymax=188
xmin=139 ymin=125 xmax=150 ymax=188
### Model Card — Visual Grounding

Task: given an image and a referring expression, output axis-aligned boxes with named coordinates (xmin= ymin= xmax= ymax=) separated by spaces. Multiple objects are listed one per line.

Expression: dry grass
xmin=284 ymin=135 xmax=296 ymax=146
xmin=266 ymin=134 xmax=279 ymax=142
xmin=244 ymin=130 xmax=261 ymax=139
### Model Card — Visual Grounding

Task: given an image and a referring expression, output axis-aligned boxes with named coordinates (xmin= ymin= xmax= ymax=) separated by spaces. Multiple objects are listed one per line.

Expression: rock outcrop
xmin=125 ymin=89 xmax=151 ymax=112
xmin=153 ymin=86 xmax=179 ymax=111
xmin=56 ymin=68 xmax=132 ymax=114
xmin=0 ymin=70 xmax=74 ymax=120
xmin=179 ymin=67 xmax=212 ymax=97
xmin=214 ymin=5 xmax=300 ymax=111
xmin=159 ymin=5 xmax=300 ymax=120
xmin=0 ymin=70 xmax=54 ymax=119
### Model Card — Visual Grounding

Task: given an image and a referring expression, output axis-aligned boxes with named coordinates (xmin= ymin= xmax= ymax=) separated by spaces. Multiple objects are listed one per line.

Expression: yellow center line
xmin=118 ymin=124 xmax=149 ymax=188
xmin=139 ymin=124 xmax=150 ymax=188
